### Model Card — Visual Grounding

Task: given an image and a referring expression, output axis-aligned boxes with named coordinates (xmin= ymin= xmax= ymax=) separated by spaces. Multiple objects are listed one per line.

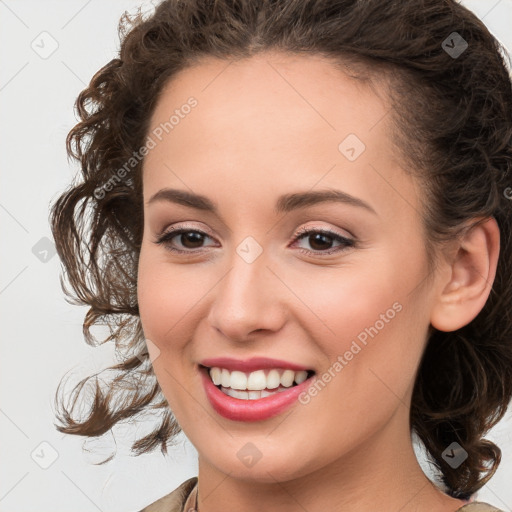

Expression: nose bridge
xmin=207 ymin=238 xmax=285 ymax=339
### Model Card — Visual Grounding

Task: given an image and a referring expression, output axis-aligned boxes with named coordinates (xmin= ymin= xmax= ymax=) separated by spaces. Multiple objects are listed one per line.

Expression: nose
xmin=206 ymin=247 xmax=287 ymax=342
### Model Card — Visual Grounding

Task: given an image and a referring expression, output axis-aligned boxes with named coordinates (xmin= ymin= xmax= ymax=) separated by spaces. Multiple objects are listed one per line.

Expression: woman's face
xmin=137 ymin=52 xmax=439 ymax=482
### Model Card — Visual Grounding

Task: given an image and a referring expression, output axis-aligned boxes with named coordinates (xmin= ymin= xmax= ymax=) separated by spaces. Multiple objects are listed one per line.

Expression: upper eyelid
xmin=157 ymin=222 xmax=216 ymax=239
xmin=156 ymin=222 xmax=353 ymax=245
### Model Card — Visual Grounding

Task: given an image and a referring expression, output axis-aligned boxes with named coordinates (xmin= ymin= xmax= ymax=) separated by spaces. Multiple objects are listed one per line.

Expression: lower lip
xmin=200 ymin=367 xmax=315 ymax=422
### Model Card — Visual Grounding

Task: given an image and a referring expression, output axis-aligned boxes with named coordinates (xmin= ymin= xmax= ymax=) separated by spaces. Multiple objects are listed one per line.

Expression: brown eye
xmin=154 ymin=228 xmax=215 ymax=253
xmin=306 ymin=232 xmax=335 ymax=251
xmin=292 ymin=228 xmax=355 ymax=256
xmin=178 ymin=231 xmax=206 ymax=249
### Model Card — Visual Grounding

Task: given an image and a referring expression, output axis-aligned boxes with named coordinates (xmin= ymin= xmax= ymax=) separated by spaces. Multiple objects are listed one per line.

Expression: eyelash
xmin=154 ymin=224 xmax=355 ymax=256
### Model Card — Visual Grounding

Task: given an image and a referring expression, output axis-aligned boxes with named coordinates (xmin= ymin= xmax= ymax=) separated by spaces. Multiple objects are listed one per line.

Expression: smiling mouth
xmin=200 ymin=365 xmax=316 ymax=400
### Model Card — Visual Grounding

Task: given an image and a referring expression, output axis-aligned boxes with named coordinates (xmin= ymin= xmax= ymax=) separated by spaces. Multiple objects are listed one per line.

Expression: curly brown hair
xmin=50 ymin=0 xmax=512 ymax=500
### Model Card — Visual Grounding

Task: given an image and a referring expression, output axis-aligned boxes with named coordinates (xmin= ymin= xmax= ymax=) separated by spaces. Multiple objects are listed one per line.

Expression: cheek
xmin=279 ymin=257 xmax=407 ymax=355
xmin=137 ymin=249 xmax=203 ymax=412
xmin=137 ymin=249 xmax=204 ymax=350
xmin=285 ymin=263 xmax=428 ymax=464
xmin=287 ymin=247 xmax=429 ymax=389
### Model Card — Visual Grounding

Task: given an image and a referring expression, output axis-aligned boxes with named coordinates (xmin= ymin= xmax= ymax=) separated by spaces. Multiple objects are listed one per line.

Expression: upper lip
xmin=199 ymin=357 xmax=313 ymax=373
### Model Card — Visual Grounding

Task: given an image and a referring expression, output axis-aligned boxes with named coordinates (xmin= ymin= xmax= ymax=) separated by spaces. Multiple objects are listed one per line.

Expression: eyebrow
xmin=147 ymin=187 xmax=377 ymax=216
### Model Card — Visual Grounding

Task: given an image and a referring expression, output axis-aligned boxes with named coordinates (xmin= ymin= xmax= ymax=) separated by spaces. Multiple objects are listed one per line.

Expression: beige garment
xmin=139 ymin=477 xmax=197 ymax=512
xmin=457 ymin=504 xmax=504 ymax=511
xmin=138 ymin=477 xmax=504 ymax=512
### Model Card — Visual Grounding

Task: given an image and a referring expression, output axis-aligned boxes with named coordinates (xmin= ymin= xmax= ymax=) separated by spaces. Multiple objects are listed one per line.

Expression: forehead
xmin=147 ymin=51 xmax=389 ymax=149
xmin=142 ymin=51 xmax=420 ymax=222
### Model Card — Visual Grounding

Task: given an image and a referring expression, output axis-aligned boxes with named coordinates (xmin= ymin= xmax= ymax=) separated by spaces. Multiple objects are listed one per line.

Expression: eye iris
xmin=309 ymin=233 xmax=333 ymax=251
xmin=181 ymin=231 xmax=204 ymax=249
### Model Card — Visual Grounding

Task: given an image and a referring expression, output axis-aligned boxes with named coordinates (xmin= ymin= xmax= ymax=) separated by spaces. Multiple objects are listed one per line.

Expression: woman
xmin=50 ymin=0 xmax=512 ymax=510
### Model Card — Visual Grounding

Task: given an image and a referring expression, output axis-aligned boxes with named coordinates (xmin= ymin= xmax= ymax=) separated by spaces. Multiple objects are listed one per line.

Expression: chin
xmin=199 ymin=443 xmax=319 ymax=484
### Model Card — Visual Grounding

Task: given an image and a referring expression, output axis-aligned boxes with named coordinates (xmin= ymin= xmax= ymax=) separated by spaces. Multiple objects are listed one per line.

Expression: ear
xmin=430 ymin=217 xmax=500 ymax=332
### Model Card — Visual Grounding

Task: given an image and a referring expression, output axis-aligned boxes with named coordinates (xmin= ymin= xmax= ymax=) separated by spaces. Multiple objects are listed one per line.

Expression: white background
xmin=1 ymin=1 xmax=511 ymax=511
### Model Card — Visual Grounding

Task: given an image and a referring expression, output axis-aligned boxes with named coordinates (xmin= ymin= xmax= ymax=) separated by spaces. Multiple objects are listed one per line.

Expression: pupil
xmin=182 ymin=232 xmax=204 ymax=248
xmin=310 ymin=233 xmax=332 ymax=251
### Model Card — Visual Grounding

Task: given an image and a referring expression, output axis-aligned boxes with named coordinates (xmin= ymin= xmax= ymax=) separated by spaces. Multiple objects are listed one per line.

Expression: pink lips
xmin=199 ymin=357 xmax=315 ymax=422
xmin=199 ymin=356 xmax=311 ymax=373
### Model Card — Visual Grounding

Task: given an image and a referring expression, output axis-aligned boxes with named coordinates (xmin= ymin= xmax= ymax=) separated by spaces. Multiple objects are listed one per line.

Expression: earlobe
xmin=430 ymin=217 xmax=500 ymax=333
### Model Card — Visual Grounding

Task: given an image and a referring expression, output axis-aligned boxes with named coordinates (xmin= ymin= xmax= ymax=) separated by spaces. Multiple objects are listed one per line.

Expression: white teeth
xmin=294 ymin=370 xmax=308 ymax=384
xmin=230 ymin=371 xmax=248 ymax=390
xmin=247 ymin=370 xmax=267 ymax=390
xmin=208 ymin=366 xmax=312 ymax=392
xmin=221 ymin=368 xmax=230 ymax=388
xmin=221 ymin=385 xmax=291 ymax=400
xmin=210 ymin=367 xmax=222 ymax=385
xmin=266 ymin=369 xmax=281 ymax=389
xmin=225 ymin=388 xmax=246 ymax=399
xmin=280 ymin=369 xmax=295 ymax=387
